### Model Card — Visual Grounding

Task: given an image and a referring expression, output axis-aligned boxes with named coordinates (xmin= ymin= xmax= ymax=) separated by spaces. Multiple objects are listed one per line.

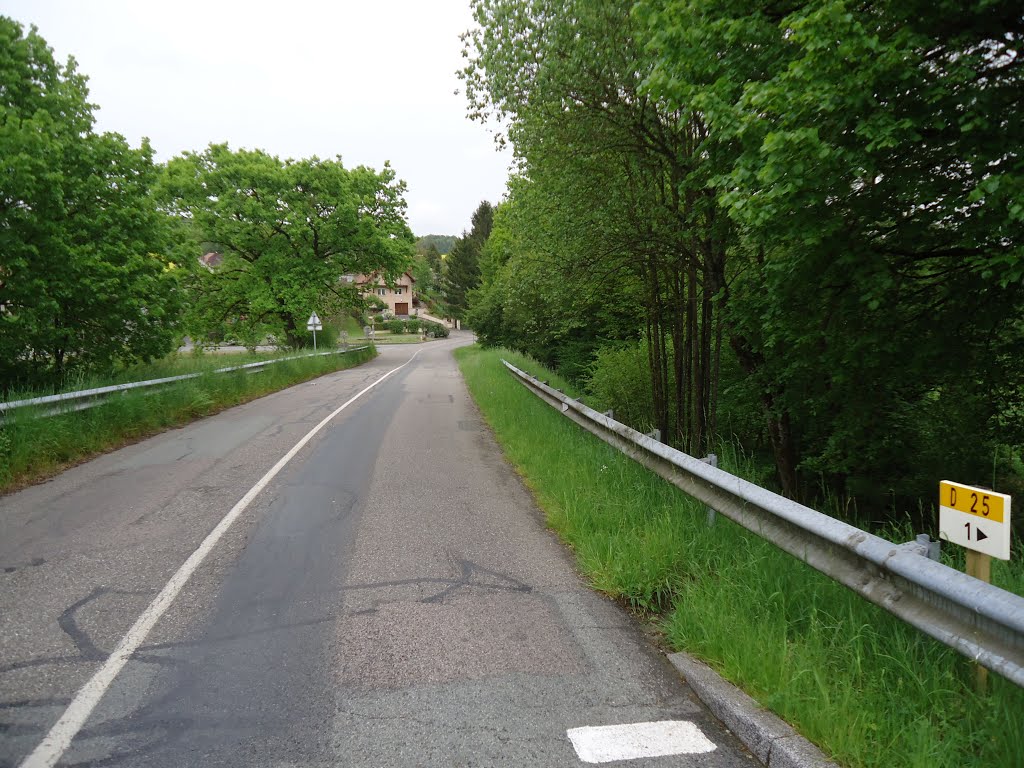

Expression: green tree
xmin=161 ymin=144 xmax=414 ymax=348
xmin=467 ymin=0 xmax=1024 ymax=518
xmin=441 ymin=200 xmax=494 ymax=321
xmin=0 ymin=18 xmax=180 ymax=390
xmin=642 ymin=0 xmax=1024 ymax=507
xmin=409 ymin=243 xmax=443 ymax=305
xmin=423 ymin=243 xmax=442 ymax=277
xmin=463 ymin=0 xmax=730 ymax=452
xmin=467 ymin=180 xmax=644 ymax=380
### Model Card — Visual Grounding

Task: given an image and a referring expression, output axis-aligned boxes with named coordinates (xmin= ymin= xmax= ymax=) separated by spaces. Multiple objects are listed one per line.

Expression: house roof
xmin=354 ymin=271 xmax=416 ymax=285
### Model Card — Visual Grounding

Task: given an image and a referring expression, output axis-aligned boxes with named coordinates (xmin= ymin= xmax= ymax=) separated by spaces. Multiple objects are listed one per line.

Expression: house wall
xmin=355 ymin=272 xmax=416 ymax=316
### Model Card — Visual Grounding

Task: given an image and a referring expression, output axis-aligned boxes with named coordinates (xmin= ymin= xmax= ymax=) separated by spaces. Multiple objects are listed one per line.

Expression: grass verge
xmin=8 ymin=350 xmax=309 ymax=398
xmin=0 ymin=346 xmax=376 ymax=493
xmin=454 ymin=345 xmax=1024 ymax=768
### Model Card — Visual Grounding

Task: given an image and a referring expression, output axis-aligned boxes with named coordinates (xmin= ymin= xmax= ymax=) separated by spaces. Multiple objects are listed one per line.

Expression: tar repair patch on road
xmin=567 ymin=720 xmax=717 ymax=764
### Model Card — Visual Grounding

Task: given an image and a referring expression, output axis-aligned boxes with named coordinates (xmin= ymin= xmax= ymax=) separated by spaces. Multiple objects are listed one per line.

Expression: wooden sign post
xmin=965 ymin=550 xmax=992 ymax=693
xmin=938 ymin=480 xmax=1012 ymax=694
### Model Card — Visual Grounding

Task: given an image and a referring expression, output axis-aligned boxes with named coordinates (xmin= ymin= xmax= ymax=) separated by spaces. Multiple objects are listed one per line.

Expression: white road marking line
xmin=567 ymin=720 xmax=717 ymax=764
xmin=19 ymin=350 xmax=421 ymax=768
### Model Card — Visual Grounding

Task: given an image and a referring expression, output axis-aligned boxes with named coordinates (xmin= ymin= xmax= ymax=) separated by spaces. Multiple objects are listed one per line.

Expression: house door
xmin=395 ymin=302 xmax=409 ymax=316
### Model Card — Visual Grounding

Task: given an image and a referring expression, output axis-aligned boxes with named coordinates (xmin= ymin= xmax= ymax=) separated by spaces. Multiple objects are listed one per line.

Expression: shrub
xmin=422 ymin=320 xmax=449 ymax=338
xmin=295 ymin=323 xmax=338 ymax=349
xmin=385 ymin=319 xmax=405 ymax=334
xmin=406 ymin=319 xmax=421 ymax=334
xmin=586 ymin=341 xmax=657 ymax=432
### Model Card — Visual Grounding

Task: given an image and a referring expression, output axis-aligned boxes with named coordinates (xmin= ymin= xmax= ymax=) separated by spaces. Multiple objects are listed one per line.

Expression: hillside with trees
xmin=416 ymin=234 xmax=456 ymax=255
xmin=461 ymin=0 xmax=1024 ymax=529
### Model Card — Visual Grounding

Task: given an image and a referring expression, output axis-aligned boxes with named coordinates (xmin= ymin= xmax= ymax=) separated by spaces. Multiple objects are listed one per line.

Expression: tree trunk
xmin=670 ymin=259 xmax=686 ymax=449
xmin=708 ymin=286 xmax=724 ymax=445
xmin=283 ymin=313 xmax=300 ymax=349
xmin=687 ymin=250 xmax=700 ymax=454
xmin=644 ymin=255 xmax=671 ymax=443
xmin=704 ymin=240 xmax=727 ymax=450
xmin=767 ymin=406 xmax=799 ymax=499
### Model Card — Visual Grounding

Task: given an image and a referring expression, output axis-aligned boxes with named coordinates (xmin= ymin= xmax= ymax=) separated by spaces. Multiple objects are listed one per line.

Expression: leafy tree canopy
xmin=0 ymin=17 xmax=180 ymax=389
xmin=160 ymin=144 xmax=414 ymax=347
xmin=463 ymin=0 xmax=1024 ymax=520
xmin=640 ymin=0 xmax=1024 ymax=501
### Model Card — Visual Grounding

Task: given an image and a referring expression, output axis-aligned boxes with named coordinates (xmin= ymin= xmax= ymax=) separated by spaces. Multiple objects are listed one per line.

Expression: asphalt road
xmin=1 ymin=335 xmax=755 ymax=767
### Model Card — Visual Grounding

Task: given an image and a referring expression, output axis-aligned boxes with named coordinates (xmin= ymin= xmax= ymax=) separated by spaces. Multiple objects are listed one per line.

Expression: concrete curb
xmin=667 ymin=653 xmax=839 ymax=768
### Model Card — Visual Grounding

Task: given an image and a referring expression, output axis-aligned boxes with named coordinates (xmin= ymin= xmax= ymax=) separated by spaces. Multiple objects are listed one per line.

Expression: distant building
xmin=199 ymin=252 xmax=223 ymax=270
xmin=350 ymin=272 xmax=416 ymax=317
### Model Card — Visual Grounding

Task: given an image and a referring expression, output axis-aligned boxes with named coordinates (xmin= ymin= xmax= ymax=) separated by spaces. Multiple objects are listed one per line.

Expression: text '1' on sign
xmin=938 ymin=480 xmax=1011 ymax=560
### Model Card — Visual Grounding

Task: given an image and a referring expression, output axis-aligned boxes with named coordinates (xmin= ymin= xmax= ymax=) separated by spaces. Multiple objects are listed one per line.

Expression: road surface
xmin=0 ymin=335 xmax=754 ymax=767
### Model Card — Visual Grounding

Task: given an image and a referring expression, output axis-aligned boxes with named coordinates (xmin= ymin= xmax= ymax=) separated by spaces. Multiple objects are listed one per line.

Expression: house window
xmin=395 ymin=287 xmax=404 ymax=295
xmin=376 ymin=287 xmax=387 ymax=296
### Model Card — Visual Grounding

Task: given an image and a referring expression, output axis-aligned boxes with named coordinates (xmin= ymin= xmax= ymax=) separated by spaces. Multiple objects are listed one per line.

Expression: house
xmin=350 ymin=271 xmax=416 ymax=317
xmin=198 ymin=252 xmax=223 ymax=270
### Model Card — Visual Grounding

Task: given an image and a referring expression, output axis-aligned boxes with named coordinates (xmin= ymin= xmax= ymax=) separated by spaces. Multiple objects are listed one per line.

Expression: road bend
xmin=0 ymin=335 xmax=754 ymax=767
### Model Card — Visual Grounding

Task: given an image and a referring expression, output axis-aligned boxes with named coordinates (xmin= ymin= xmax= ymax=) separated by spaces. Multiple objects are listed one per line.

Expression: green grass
xmin=0 ymin=346 xmax=376 ymax=493
xmin=455 ymin=345 xmax=1024 ymax=768
xmin=337 ymin=313 xmax=365 ymax=338
xmin=7 ymin=350 xmax=297 ymax=399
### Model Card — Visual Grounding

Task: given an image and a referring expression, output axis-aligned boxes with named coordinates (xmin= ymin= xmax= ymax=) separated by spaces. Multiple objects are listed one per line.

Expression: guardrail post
xmin=916 ymin=533 xmax=941 ymax=562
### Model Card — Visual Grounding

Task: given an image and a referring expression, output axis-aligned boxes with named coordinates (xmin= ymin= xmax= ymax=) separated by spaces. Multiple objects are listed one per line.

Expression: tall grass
xmin=455 ymin=345 xmax=1024 ymax=768
xmin=0 ymin=347 xmax=376 ymax=493
xmin=5 ymin=351 xmax=296 ymax=400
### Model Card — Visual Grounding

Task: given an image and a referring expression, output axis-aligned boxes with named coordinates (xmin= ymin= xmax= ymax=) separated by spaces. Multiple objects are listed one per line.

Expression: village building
xmin=346 ymin=272 xmax=416 ymax=317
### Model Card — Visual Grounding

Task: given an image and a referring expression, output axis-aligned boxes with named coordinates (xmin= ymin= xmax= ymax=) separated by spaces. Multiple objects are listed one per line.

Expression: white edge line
xmin=19 ymin=349 xmax=421 ymax=768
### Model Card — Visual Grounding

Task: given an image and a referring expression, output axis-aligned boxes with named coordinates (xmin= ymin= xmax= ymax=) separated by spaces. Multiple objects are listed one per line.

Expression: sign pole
xmin=965 ymin=550 xmax=992 ymax=694
xmin=306 ymin=311 xmax=322 ymax=352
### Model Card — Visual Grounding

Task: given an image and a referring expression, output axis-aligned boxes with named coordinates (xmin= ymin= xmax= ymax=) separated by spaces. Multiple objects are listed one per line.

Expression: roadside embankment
xmin=455 ymin=344 xmax=1024 ymax=768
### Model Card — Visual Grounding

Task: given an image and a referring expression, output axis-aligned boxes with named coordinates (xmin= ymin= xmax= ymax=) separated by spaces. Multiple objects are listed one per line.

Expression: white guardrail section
xmin=0 ymin=347 xmax=371 ymax=417
xmin=503 ymin=360 xmax=1024 ymax=687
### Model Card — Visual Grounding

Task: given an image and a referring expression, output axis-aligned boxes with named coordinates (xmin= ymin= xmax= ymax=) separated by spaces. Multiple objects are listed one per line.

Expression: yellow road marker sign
xmin=938 ymin=480 xmax=1011 ymax=560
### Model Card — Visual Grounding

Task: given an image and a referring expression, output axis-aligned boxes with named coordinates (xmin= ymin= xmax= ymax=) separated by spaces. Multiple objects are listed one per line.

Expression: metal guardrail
xmin=503 ymin=360 xmax=1024 ymax=687
xmin=1 ymin=347 xmax=371 ymax=418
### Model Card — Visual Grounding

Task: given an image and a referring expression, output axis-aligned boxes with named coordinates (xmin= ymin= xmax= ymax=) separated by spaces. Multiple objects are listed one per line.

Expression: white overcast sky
xmin=3 ymin=0 xmax=511 ymax=236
